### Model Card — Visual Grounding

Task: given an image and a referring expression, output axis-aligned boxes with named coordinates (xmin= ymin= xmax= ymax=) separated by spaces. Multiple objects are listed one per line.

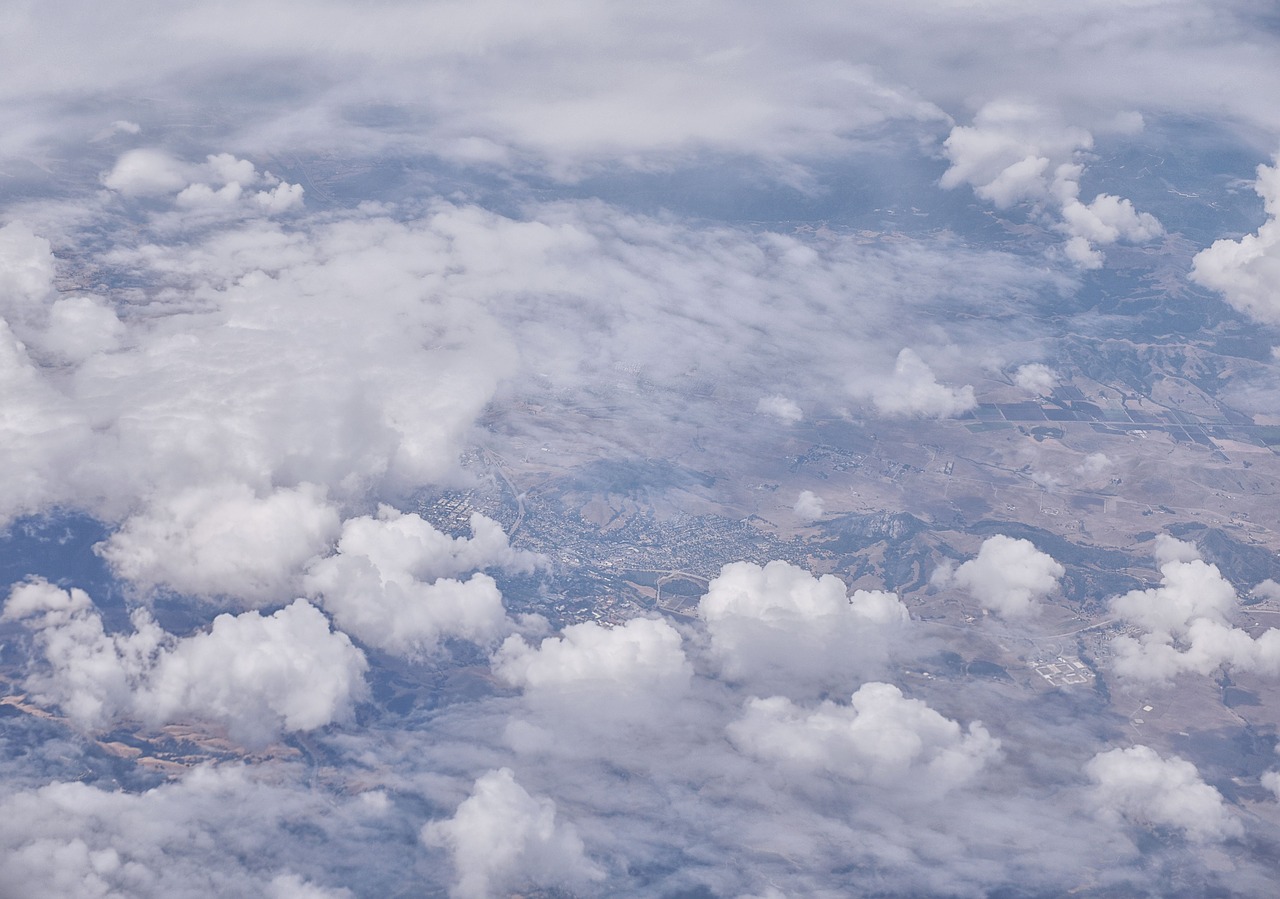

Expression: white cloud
xmin=1263 ymin=771 xmax=1280 ymax=802
xmin=1191 ymin=157 xmax=1280 ymax=323
xmin=1253 ymin=579 xmax=1280 ymax=603
xmin=1110 ymin=536 xmax=1280 ymax=682
xmin=1086 ymin=745 xmax=1242 ymax=843
xmin=175 ymin=181 xmax=243 ymax=208
xmin=105 ymin=149 xmax=303 ymax=218
xmin=859 ymin=348 xmax=976 ymax=419
xmin=756 ymin=394 xmax=802 ymax=423
xmin=0 ymin=4 xmax=1278 ymax=896
xmin=728 ymin=682 xmax=999 ymax=793
xmin=422 ymin=768 xmax=604 ymax=899
xmin=1074 ymin=451 xmax=1112 ymax=478
xmin=98 ymin=482 xmax=341 ymax=603
xmin=0 ymin=222 xmax=56 ymax=318
xmin=792 ymin=489 xmax=824 ymax=522
xmin=256 ymin=181 xmax=305 ymax=212
xmin=0 ymin=318 xmax=90 ymax=521
xmin=206 ymin=152 xmax=261 ymax=187
xmin=1013 ymin=362 xmax=1057 ymax=395
xmin=305 ymin=507 xmax=539 ymax=656
xmin=0 ymin=765 xmax=371 ymax=899
xmin=953 ymin=535 xmax=1064 ymax=617
xmin=494 ymin=617 xmax=692 ymax=732
xmin=941 ymin=102 xmax=1162 ymax=268
xmin=698 ymin=560 xmax=909 ymax=695
xmin=4 ymin=579 xmax=367 ymax=745
xmin=37 ymin=296 xmax=126 ymax=364
xmin=100 ymin=149 xmax=192 ymax=196
xmin=494 ymin=617 xmax=690 ymax=697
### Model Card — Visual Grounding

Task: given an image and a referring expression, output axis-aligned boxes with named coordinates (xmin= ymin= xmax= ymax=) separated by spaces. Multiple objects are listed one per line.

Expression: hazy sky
xmin=3 ymin=2 xmax=1280 ymax=897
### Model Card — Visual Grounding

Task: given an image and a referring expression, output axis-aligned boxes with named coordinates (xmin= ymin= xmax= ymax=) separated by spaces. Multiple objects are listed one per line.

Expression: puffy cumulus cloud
xmin=0 ymin=765 xmax=372 ymax=899
xmin=755 ymin=394 xmax=802 ymax=423
xmin=698 ymin=560 xmax=909 ymax=695
xmin=494 ymin=617 xmax=690 ymax=696
xmin=940 ymin=102 xmax=1093 ymax=207
xmin=4 ymin=579 xmax=367 ymax=745
xmin=953 ymin=535 xmax=1064 ymax=617
xmin=1253 ymin=578 xmax=1280 ymax=603
xmin=422 ymin=768 xmax=604 ymax=899
xmin=0 ymin=222 xmax=56 ymax=317
xmin=104 ymin=149 xmax=303 ymax=215
xmin=1013 ymin=362 xmax=1058 ymax=395
xmin=98 ymin=482 xmax=341 ymax=604
xmin=0 ymin=319 xmax=91 ymax=520
xmin=1110 ymin=535 xmax=1280 ymax=682
xmin=38 ymin=295 xmax=126 ymax=364
xmin=304 ymin=507 xmax=539 ymax=656
xmin=256 ymin=181 xmax=305 ymax=213
xmin=1086 ymin=745 xmax=1242 ymax=843
xmin=941 ymin=102 xmax=1161 ymax=268
xmin=728 ymin=682 xmax=999 ymax=794
xmin=100 ymin=148 xmax=192 ymax=196
xmin=1191 ymin=156 xmax=1280 ymax=323
xmin=1262 ymin=770 xmax=1280 ymax=802
xmin=857 ymin=348 xmax=976 ymax=419
xmin=143 ymin=599 xmax=367 ymax=745
xmin=493 ymin=617 xmax=692 ymax=731
xmin=2 ymin=579 xmax=164 ymax=729
xmin=793 ymin=489 xmax=824 ymax=522
xmin=0 ymin=223 xmax=127 ymax=369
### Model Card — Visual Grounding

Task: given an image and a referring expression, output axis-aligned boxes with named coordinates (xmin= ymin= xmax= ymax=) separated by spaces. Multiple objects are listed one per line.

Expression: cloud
xmin=0 ymin=318 xmax=91 ymax=520
xmin=1253 ymin=579 xmax=1280 ymax=603
xmin=0 ymin=202 xmax=522 ymax=597
xmin=0 ymin=177 xmax=1065 ymax=547
xmin=304 ymin=507 xmax=539 ymax=656
xmin=1110 ymin=535 xmax=1280 ymax=682
xmin=3 ymin=5 xmax=1280 ymax=895
xmin=0 ymin=222 xmax=56 ymax=318
xmin=1013 ymin=362 xmax=1057 ymax=395
xmin=1086 ymin=745 xmax=1242 ymax=843
xmin=792 ymin=489 xmax=824 ymax=521
xmin=728 ymin=682 xmax=999 ymax=793
xmin=268 ymin=875 xmax=353 ymax=899
xmin=953 ymin=535 xmax=1064 ymax=617
xmin=494 ymin=617 xmax=691 ymax=703
xmin=422 ymin=767 xmax=604 ymax=899
xmin=1191 ymin=156 xmax=1280 ymax=323
xmin=98 ymin=482 xmax=341 ymax=604
xmin=698 ymin=560 xmax=909 ymax=696
xmin=0 ymin=765 xmax=373 ymax=899
xmin=38 ymin=296 xmax=126 ymax=364
xmin=1263 ymin=771 xmax=1280 ymax=802
xmin=493 ymin=617 xmax=693 ymax=748
xmin=0 ymin=224 xmax=126 ymax=368
xmin=1074 ymin=451 xmax=1112 ymax=478
xmin=857 ymin=348 xmax=976 ymax=419
xmin=756 ymin=394 xmax=802 ymax=423
xmin=4 ymin=579 xmax=367 ymax=745
xmin=941 ymin=102 xmax=1162 ymax=268
xmin=104 ymin=150 xmax=303 ymax=216
xmin=100 ymin=149 xmax=192 ymax=196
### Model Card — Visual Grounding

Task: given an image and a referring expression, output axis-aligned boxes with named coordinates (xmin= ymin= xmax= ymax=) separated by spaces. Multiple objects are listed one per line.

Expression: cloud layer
xmin=4 ymin=579 xmax=367 ymax=745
